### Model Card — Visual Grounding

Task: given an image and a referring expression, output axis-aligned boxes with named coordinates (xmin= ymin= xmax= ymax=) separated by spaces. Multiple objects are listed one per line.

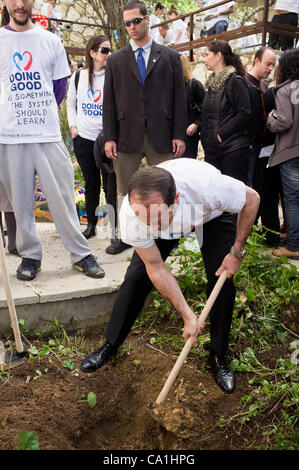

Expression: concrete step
xmin=0 ymin=222 xmax=133 ymax=335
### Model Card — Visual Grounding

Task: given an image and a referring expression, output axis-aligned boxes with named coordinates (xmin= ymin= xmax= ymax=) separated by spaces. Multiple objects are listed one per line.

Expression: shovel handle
xmin=0 ymin=235 xmax=24 ymax=353
xmin=155 ymin=270 xmax=227 ymax=405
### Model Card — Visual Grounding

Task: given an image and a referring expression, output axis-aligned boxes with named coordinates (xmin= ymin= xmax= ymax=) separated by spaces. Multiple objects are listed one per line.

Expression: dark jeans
xmin=268 ymin=13 xmax=298 ymax=51
xmin=73 ymin=135 xmax=117 ymax=227
xmin=106 ymin=212 xmax=236 ymax=356
xmin=280 ymin=157 xmax=299 ymax=251
xmin=205 ymin=146 xmax=250 ymax=184
xmin=206 ymin=20 xmax=228 ymax=36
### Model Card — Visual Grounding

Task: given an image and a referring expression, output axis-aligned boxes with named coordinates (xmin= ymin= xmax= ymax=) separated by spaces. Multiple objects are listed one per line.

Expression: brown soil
xmin=0 ymin=315 xmax=295 ymax=452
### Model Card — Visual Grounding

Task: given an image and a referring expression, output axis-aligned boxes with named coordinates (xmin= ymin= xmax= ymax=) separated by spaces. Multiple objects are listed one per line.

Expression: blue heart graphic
xmin=13 ymin=52 xmax=23 ymax=71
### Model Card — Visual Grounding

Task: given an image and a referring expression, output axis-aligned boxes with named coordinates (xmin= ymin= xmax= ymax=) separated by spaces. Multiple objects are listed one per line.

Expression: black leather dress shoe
xmin=80 ymin=342 xmax=118 ymax=372
xmin=82 ymin=223 xmax=97 ymax=239
xmin=105 ymin=238 xmax=131 ymax=255
xmin=210 ymin=353 xmax=235 ymax=394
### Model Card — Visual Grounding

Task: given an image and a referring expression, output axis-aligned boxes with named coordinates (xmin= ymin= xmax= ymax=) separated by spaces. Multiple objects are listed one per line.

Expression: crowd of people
xmin=0 ymin=0 xmax=298 ymax=395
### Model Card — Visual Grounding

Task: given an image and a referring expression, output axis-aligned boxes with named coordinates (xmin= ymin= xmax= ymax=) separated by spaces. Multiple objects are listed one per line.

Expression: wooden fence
xmin=47 ymin=0 xmax=298 ymax=58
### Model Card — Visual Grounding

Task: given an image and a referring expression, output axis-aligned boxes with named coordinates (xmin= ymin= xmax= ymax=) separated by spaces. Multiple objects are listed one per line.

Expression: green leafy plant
xmin=18 ymin=431 xmax=39 ymax=450
xmin=78 ymin=392 xmax=97 ymax=409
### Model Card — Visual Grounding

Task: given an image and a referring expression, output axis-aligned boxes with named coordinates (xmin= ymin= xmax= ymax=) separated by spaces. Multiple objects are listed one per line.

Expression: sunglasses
xmin=98 ymin=46 xmax=112 ymax=55
xmin=124 ymin=16 xmax=147 ymax=27
xmin=211 ymin=38 xmax=222 ymax=53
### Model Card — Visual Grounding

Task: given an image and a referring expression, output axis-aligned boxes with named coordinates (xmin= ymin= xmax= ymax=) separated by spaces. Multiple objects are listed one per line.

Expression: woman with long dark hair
xmin=268 ymin=48 xmax=299 ymax=259
xmin=67 ymin=35 xmax=112 ymax=239
xmin=200 ymin=39 xmax=251 ymax=183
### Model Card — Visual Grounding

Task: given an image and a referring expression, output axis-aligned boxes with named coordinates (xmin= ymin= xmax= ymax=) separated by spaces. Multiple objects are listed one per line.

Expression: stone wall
xmin=33 ymin=0 xmax=106 ymax=55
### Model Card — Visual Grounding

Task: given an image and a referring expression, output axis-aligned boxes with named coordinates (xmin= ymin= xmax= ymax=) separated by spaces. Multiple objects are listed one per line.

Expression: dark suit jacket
xmin=103 ymin=41 xmax=187 ymax=153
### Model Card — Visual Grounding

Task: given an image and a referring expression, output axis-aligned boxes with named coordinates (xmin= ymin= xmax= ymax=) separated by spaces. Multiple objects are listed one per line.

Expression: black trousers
xmin=106 ymin=212 xmax=236 ymax=356
xmin=73 ymin=135 xmax=117 ymax=226
xmin=205 ymin=147 xmax=250 ymax=185
xmin=0 ymin=212 xmax=17 ymax=252
xmin=182 ymin=134 xmax=200 ymax=159
xmin=268 ymin=13 xmax=298 ymax=51
xmin=253 ymin=157 xmax=281 ymax=245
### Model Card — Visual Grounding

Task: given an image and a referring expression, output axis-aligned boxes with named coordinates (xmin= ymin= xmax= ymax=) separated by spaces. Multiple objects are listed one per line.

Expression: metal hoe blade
xmin=0 ymin=340 xmax=27 ymax=370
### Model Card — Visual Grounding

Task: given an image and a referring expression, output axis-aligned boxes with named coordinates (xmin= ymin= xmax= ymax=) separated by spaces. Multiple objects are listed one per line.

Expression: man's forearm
xmin=234 ymin=187 xmax=260 ymax=251
xmin=146 ymin=262 xmax=193 ymax=321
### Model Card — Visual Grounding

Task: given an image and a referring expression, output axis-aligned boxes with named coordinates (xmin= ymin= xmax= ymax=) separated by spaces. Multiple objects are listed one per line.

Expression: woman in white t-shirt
xmin=67 ymin=35 xmax=112 ymax=239
xmin=167 ymin=6 xmax=189 ymax=50
xmin=41 ymin=0 xmax=60 ymax=37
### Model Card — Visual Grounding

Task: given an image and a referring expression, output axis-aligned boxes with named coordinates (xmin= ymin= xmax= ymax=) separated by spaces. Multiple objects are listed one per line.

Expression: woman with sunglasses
xmin=67 ymin=36 xmax=112 ymax=239
xmin=200 ymin=39 xmax=251 ymax=184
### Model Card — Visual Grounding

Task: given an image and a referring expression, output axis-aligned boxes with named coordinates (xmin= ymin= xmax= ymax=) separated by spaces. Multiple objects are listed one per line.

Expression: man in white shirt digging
xmin=81 ymin=159 xmax=260 ymax=394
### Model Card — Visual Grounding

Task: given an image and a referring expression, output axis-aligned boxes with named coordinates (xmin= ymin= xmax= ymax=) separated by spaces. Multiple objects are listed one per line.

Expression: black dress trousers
xmin=106 ymin=212 xmax=237 ymax=356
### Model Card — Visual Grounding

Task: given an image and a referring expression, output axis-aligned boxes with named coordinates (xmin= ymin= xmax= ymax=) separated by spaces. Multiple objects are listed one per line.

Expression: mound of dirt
xmin=0 ymin=328 xmax=256 ymax=451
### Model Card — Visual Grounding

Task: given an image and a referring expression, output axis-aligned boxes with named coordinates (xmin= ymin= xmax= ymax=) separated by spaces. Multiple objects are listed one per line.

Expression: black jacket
xmin=200 ymin=73 xmax=251 ymax=158
xmin=185 ymin=78 xmax=206 ymax=129
xmin=103 ymin=41 xmax=187 ymax=153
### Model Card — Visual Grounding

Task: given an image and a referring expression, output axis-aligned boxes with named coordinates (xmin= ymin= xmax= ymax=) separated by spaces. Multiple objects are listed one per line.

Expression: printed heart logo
xmin=87 ymin=88 xmax=101 ymax=103
xmin=13 ymin=51 xmax=33 ymax=72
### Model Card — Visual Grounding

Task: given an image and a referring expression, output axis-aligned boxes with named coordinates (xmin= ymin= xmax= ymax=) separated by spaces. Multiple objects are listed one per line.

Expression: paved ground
xmin=0 ymin=221 xmax=133 ymax=334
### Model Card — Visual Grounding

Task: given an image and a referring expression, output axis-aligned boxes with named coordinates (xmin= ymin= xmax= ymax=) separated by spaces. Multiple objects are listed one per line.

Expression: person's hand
xmin=172 ymin=139 xmax=186 ymax=158
xmin=186 ymin=123 xmax=199 ymax=136
xmin=216 ymin=253 xmax=242 ymax=278
xmin=183 ymin=313 xmax=199 ymax=347
xmin=183 ymin=312 xmax=206 ymax=347
xmin=70 ymin=126 xmax=78 ymax=139
xmin=105 ymin=140 xmax=118 ymax=160
xmin=217 ymin=133 xmax=222 ymax=143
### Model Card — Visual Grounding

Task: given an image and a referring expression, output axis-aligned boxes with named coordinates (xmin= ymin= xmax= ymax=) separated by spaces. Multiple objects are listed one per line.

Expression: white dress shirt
xmin=130 ymin=38 xmax=153 ymax=68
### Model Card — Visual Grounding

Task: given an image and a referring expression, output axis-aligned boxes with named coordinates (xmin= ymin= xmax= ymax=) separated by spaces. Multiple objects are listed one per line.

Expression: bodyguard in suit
xmin=103 ymin=1 xmax=187 ymax=254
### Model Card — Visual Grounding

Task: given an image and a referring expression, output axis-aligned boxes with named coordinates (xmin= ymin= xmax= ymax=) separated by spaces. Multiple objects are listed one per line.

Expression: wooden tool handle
xmin=155 ymin=270 xmax=227 ymax=405
xmin=0 ymin=236 xmax=24 ymax=353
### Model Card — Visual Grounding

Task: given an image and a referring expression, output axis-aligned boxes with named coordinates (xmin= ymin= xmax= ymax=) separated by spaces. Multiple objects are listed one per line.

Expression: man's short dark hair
xmin=123 ymin=1 xmax=147 ymax=16
xmin=155 ymin=3 xmax=165 ymax=10
xmin=128 ymin=167 xmax=176 ymax=207
xmin=253 ymin=46 xmax=275 ymax=65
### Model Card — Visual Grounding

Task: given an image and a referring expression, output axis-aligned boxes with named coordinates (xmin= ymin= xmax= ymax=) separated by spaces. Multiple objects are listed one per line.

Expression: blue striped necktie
xmin=137 ymin=48 xmax=146 ymax=88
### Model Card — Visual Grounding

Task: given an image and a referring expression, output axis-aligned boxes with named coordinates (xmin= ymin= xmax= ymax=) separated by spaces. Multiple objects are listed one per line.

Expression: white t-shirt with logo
xmin=119 ymin=159 xmax=246 ymax=249
xmin=203 ymin=0 xmax=235 ymax=29
xmin=0 ymin=26 xmax=70 ymax=144
xmin=275 ymin=1 xmax=299 ymax=13
xmin=67 ymin=68 xmax=105 ymax=142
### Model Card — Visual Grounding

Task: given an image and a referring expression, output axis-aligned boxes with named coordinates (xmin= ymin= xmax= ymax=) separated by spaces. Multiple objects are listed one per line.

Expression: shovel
xmin=0 ymin=234 xmax=27 ymax=370
xmin=149 ymin=269 xmax=227 ymax=415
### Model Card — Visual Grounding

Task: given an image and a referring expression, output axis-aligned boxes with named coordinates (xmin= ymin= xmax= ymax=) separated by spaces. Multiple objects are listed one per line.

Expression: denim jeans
xmin=206 ymin=20 xmax=228 ymax=36
xmin=280 ymin=157 xmax=299 ymax=251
